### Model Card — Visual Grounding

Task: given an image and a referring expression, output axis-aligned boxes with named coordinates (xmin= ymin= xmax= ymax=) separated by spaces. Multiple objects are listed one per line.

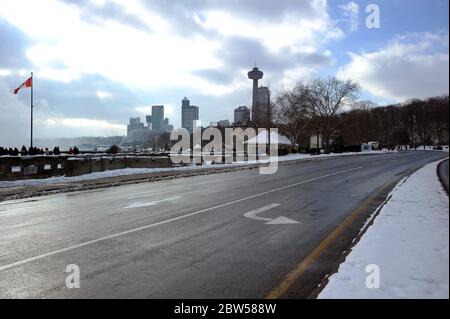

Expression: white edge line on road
xmin=0 ymin=166 xmax=363 ymax=271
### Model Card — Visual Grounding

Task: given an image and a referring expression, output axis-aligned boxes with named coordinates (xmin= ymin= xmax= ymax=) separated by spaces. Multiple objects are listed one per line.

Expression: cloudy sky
xmin=0 ymin=0 xmax=448 ymax=146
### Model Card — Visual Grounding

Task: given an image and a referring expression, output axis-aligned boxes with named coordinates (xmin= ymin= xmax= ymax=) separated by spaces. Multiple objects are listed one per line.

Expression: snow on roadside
xmin=0 ymin=151 xmax=389 ymax=188
xmin=410 ymin=145 xmax=449 ymax=152
xmin=319 ymin=159 xmax=449 ymax=299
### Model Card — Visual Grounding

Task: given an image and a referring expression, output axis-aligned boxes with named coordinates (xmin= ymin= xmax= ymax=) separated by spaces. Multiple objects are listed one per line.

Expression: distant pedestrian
xmin=21 ymin=145 xmax=28 ymax=156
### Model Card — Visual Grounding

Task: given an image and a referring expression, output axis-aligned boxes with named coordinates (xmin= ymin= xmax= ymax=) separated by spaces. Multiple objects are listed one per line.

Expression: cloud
xmin=338 ymin=33 xmax=449 ymax=101
xmin=193 ymin=2 xmax=343 ymax=52
xmin=0 ymin=79 xmax=31 ymax=147
xmin=134 ymin=106 xmax=151 ymax=115
xmin=60 ymin=0 xmax=155 ymax=33
xmin=191 ymin=69 xmax=234 ymax=85
xmin=142 ymin=0 xmax=336 ymax=38
xmin=0 ymin=0 xmax=340 ymax=90
xmin=0 ymin=74 xmax=129 ymax=145
xmin=208 ymin=36 xmax=334 ymax=88
xmin=0 ymin=19 xmax=33 ymax=69
xmin=96 ymin=90 xmax=113 ymax=99
xmin=0 ymin=0 xmax=221 ymax=89
xmin=0 ymin=0 xmax=344 ymax=141
xmin=339 ymin=2 xmax=359 ymax=32
xmin=37 ymin=117 xmax=126 ymax=137
xmin=4 ymin=0 xmax=446 ymax=142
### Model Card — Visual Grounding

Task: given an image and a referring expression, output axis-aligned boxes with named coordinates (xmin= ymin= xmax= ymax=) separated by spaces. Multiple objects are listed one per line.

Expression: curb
xmin=437 ymin=158 xmax=449 ymax=195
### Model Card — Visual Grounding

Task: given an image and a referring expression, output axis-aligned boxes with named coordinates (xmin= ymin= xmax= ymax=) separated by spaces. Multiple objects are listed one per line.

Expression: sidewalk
xmin=319 ymin=159 xmax=449 ymax=299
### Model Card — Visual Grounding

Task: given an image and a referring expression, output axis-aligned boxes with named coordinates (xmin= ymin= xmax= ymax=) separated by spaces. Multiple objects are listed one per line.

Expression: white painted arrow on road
xmin=244 ymin=203 xmax=300 ymax=225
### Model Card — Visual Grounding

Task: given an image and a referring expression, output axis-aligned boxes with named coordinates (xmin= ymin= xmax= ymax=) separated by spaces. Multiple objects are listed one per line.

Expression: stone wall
xmin=0 ymin=155 xmax=172 ymax=180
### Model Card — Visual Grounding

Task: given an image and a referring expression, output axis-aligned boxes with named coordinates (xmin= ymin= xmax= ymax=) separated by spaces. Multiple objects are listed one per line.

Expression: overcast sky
xmin=0 ymin=0 xmax=448 ymax=146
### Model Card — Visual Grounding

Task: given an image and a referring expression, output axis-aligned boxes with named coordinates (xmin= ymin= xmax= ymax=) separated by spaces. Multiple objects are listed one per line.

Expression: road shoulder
xmin=318 ymin=159 xmax=449 ymax=299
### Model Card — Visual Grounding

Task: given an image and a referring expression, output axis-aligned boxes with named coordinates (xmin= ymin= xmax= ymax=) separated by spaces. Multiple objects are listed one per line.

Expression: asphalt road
xmin=0 ymin=151 xmax=447 ymax=298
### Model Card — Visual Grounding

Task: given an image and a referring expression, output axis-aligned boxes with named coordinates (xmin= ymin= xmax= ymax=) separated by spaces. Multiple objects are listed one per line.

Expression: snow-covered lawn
xmin=0 ymin=151 xmax=388 ymax=188
xmin=319 ymin=159 xmax=449 ymax=299
xmin=410 ymin=145 xmax=449 ymax=152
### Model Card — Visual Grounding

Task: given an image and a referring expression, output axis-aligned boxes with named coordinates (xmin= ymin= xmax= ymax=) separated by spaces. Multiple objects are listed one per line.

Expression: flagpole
xmin=30 ymin=72 xmax=33 ymax=148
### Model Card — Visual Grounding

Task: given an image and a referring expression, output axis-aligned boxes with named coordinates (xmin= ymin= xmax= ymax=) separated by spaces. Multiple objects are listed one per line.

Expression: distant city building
xmin=247 ymin=66 xmax=264 ymax=125
xmin=234 ymin=106 xmax=250 ymax=126
xmin=127 ymin=105 xmax=172 ymax=136
xmin=181 ymin=97 xmax=199 ymax=132
xmin=162 ymin=118 xmax=173 ymax=132
xmin=127 ymin=117 xmax=145 ymax=134
xmin=151 ymin=105 xmax=164 ymax=133
xmin=182 ymin=97 xmax=190 ymax=108
xmin=145 ymin=115 xmax=152 ymax=130
xmin=124 ymin=105 xmax=173 ymax=146
xmin=217 ymin=119 xmax=230 ymax=127
xmin=125 ymin=117 xmax=152 ymax=145
xmin=256 ymin=86 xmax=270 ymax=124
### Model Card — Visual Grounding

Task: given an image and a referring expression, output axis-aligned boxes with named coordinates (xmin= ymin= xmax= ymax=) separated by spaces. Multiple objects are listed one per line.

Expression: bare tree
xmin=351 ymin=100 xmax=377 ymax=111
xmin=304 ymin=77 xmax=360 ymax=151
xmin=338 ymin=95 xmax=449 ymax=149
xmin=273 ymin=84 xmax=312 ymax=149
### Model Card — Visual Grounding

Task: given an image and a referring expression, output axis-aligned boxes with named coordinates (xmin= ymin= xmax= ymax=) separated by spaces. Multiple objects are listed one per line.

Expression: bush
xmin=344 ymin=145 xmax=362 ymax=153
xmin=107 ymin=145 xmax=120 ymax=154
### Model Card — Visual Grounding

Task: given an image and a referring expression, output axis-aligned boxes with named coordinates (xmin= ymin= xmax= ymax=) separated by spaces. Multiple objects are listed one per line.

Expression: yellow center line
xmin=266 ymin=181 xmax=393 ymax=299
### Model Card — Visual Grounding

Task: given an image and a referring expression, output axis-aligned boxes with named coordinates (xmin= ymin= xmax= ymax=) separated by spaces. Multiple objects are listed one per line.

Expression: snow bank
xmin=410 ymin=145 xmax=449 ymax=152
xmin=319 ymin=159 xmax=449 ymax=299
xmin=0 ymin=150 xmax=388 ymax=188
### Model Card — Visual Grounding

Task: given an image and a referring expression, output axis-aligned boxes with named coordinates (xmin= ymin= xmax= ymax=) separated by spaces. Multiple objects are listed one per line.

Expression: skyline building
xmin=151 ymin=105 xmax=164 ymax=133
xmin=127 ymin=105 xmax=173 ymax=139
xmin=247 ymin=66 xmax=264 ymax=125
xmin=256 ymin=86 xmax=270 ymax=125
xmin=127 ymin=117 xmax=145 ymax=135
xmin=234 ymin=106 xmax=250 ymax=126
xmin=128 ymin=66 xmax=270 ymax=135
xmin=181 ymin=97 xmax=199 ymax=132
xmin=182 ymin=97 xmax=190 ymax=108
xmin=145 ymin=115 xmax=152 ymax=130
xmin=217 ymin=119 xmax=230 ymax=127
xmin=162 ymin=118 xmax=174 ymax=132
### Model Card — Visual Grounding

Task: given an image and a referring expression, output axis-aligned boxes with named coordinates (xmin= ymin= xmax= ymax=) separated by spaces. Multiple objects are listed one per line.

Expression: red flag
xmin=13 ymin=76 xmax=32 ymax=94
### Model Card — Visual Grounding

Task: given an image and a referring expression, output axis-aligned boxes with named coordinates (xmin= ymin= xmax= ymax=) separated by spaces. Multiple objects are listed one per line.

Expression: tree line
xmin=272 ymin=77 xmax=449 ymax=151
